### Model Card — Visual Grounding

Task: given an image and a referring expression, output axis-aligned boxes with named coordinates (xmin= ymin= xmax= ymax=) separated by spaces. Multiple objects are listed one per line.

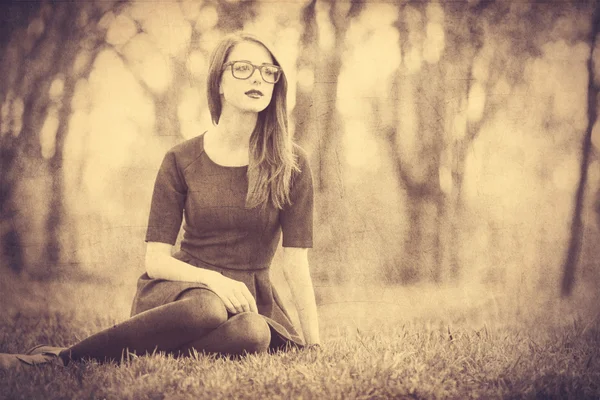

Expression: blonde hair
xmin=206 ymin=32 xmax=299 ymax=209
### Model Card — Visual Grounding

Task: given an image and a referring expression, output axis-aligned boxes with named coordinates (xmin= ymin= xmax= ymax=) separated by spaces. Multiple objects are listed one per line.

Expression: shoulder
xmin=164 ymin=134 xmax=206 ymax=171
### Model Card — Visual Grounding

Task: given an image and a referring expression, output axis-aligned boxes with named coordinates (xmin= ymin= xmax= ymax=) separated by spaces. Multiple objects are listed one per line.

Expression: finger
xmin=230 ymin=299 xmax=244 ymax=314
xmin=228 ymin=288 xmax=247 ymax=314
xmin=236 ymin=283 xmax=257 ymax=313
xmin=249 ymin=298 xmax=258 ymax=314
xmin=219 ymin=296 xmax=238 ymax=315
xmin=240 ymin=287 xmax=258 ymax=313
xmin=232 ymin=290 xmax=250 ymax=313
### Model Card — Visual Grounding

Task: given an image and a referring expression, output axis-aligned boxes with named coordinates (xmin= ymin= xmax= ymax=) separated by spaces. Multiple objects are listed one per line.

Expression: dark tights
xmin=60 ymin=289 xmax=271 ymax=364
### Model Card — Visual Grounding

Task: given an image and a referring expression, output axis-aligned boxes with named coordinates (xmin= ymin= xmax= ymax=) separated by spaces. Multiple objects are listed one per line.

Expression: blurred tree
xmin=292 ymin=0 xmax=364 ymax=283
xmin=561 ymin=2 xmax=600 ymax=297
xmin=383 ymin=2 xmax=447 ymax=283
xmin=111 ymin=9 xmax=187 ymax=144
xmin=0 ymin=1 xmax=41 ymax=273
xmin=45 ymin=3 xmax=112 ymax=275
xmin=0 ymin=1 xmax=124 ymax=276
xmin=216 ymin=0 xmax=257 ymax=32
xmin=315 ymin=0 xmax=364 ymax=193
xmin=436 ymin=0 xmax=521 ymax=283
xmin=318 ymin=0 xmax=364 ymax=283
xmin=0 ymin=0 xmax=265 ymax=278
xmin=122 ymin=0 xmax=258 ymax=142
xmin=292 ymin=0 xmax=317 ymax=151
xmin=1 ymin=0 xmax=266 ymax=278
xmin=437 ymin=2 xmax=490 ymax=283
xmin=383 ymin=1 xmax=576 ymax=284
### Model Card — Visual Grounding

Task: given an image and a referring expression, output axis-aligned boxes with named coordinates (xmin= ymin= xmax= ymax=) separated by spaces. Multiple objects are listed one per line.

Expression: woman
xmin=3 ymin=32 xmax=320 ymax=368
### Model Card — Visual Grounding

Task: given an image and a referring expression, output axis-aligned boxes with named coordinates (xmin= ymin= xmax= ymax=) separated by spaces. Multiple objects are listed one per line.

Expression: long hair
xmin=206 ymin=32 xmax=299 ymax=210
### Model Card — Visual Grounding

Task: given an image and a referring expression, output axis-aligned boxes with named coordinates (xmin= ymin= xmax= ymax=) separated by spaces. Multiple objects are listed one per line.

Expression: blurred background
xmin=1 ymin=0 xmax=599 ymax=328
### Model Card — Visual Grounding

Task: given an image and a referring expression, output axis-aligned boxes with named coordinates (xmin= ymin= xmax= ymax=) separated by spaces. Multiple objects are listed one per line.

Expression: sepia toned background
xmin=1 ymin=0 xmax=599 ymax=331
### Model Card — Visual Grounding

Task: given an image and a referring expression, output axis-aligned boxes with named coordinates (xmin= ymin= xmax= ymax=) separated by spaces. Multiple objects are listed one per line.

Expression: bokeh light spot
xmin=179 ymin=0 xmax=203 ymax=21
xmin=467 ymin=82 xmax=485 ymax=123
xmin=343 ymin=121 xmax=381 ymax=171
xmin=40 ymin=107 xmax=59 ymax=159
xmin=106 ymin=14 xmax=138 ymax=46
xmin=404 ymin=46 xmax=422 ymax=74
xmin=141 ymin=3 xmax=191 ymax=57
xmin=297 ymin=68 xmax=315 ymax=92
xmin=423 ymin=22 xmax=445 ymax=64
xmin=11 ymin=97 xmax=24 ymax=137
xmin=186 ymin=50 xmax=206 ymax=79
xmin=27 ymin=18 xmax=45 ymax=38
xmin=49 ymin=77 xmax=64 ymax=101
xmin=195 ymin=6 xmax=218 ymax=32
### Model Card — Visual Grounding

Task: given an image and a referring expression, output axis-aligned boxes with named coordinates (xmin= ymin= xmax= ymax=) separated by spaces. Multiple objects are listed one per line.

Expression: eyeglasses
xmin=223 ymin=60 xmax=282 ymax=84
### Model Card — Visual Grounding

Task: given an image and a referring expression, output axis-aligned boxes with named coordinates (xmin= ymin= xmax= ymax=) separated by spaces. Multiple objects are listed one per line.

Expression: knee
xmin=179 ymin=290 xmax=228 ymax=329
xmin=232 ymin=313 xmax=271 ymax=354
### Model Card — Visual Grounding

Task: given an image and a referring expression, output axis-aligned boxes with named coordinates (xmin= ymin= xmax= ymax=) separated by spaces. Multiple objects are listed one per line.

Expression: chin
xmin=226 ymin=95 xmax=272 ymax=114
xmin=244 ymin=100 xmax=271 ymax=113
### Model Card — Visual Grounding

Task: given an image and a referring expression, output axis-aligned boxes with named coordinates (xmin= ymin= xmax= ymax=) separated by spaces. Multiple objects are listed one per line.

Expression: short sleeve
xmin=145 ymin=150 xmax=187 ymax=244
xmin=280 ymin=148 xmax=314 ymax=248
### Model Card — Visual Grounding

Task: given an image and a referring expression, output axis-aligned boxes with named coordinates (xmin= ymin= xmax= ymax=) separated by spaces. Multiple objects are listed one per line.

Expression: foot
xmin=24 ymin=345 xmax=68 ymax=366
xmin=15 ymin=353 xmax=63 ymax=366
xmin=0 ymin=345 xmax=69 ymax=369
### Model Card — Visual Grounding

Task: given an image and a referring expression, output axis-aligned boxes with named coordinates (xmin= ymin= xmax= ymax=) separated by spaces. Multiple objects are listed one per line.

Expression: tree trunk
xmin=46 ymin=6 xmax=106 ymax=276
xmin=45 ymin=4 xmax=80 ymax=275
xmin=306 ymin=0 xmax=363 ymax=284
xmin=0 ymin=2 xmax=64 ymax=274
xmin=389 ymin=3 xmax=445 ymax=283
xmin=560 ymin=5 xmax=600 ymax=297
xmin=292 ymin=0 xmax=318 ymax=151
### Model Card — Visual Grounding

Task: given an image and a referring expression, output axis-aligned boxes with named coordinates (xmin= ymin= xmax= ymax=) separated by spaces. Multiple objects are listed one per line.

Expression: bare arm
xmin=145 ymin=241 xmax=257 ymax=314
xmin=282 ymin=247 xmax=321 ymax=346
xmin=146 ymin=242 xmax=219 ymax=283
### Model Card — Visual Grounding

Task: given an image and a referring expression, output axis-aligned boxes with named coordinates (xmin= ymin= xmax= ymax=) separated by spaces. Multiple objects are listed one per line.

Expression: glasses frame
xmin=223 ymin=60 xmax=282 ymax=84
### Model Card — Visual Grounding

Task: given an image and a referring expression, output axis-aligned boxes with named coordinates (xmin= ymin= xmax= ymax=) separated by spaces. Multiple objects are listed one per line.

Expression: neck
xmin=211 ymin=105 xmax=258 ymax=149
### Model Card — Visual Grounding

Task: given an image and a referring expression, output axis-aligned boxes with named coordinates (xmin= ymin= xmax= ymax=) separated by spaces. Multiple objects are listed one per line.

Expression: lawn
xmin=1 ymin=274 xmax=599 ymax=399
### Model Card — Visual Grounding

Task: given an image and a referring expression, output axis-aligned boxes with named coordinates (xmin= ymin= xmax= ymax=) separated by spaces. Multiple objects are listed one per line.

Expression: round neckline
xmin=201 ymin=132 xmax=249 ymax=169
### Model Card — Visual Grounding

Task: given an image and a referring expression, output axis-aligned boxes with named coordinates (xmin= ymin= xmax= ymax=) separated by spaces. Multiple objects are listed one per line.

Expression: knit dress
xmin=130 ymin=133 xmax=313 ymax=348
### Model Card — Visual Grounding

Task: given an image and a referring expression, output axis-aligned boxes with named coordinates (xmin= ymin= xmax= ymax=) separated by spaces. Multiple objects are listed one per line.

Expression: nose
xmin=250 ymin=67 xmax=262 ymax=83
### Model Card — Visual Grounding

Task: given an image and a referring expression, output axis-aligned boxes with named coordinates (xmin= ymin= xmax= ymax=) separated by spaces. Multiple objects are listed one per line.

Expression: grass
xmin=1 ymin=274 xmax=600 ymax=399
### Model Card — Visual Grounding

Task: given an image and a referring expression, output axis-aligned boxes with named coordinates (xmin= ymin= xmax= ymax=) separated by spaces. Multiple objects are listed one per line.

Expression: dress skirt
xmin=130 ymin=249 xmax=304 ymax=350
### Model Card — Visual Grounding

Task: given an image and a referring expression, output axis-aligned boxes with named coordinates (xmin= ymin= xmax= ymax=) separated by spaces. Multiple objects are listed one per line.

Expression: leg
xmin=61 ymin=289 xmax=227 ymax=364
xmin=176 ymin=312 xmax=271 ymax=357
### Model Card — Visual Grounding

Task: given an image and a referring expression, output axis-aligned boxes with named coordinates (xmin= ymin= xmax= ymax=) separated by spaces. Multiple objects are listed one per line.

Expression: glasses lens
xmin=229 ymin=62 xmax=281 ymax=83
xmin=232 ymin=62 xmax=253 ymax=79
xmin=261 ymin=65 xmax=280 ymax=83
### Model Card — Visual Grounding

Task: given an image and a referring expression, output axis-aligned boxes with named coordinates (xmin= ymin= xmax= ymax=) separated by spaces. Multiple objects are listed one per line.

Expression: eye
xmin=234 ymin=63 xmax=251 ymax=72
xmin=264 ymin=66 xmax=277 ymax=77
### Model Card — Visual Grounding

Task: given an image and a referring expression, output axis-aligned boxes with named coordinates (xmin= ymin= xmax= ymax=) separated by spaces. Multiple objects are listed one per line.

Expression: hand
xmin=205 ymin=274 xmax=258 ymax=315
